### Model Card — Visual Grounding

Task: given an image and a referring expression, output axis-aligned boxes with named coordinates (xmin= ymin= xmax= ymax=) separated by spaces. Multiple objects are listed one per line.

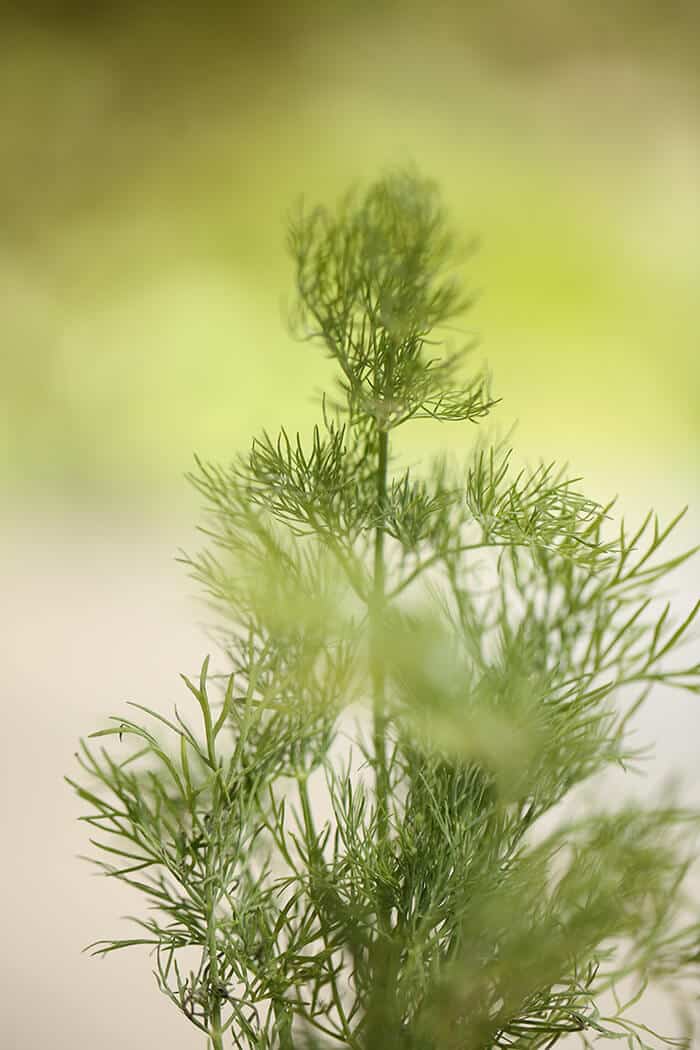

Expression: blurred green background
xmin=2 ymin=1 xmax=698 ymax=506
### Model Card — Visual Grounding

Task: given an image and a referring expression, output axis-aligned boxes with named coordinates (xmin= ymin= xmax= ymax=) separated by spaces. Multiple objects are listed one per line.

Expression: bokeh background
xmin=2 ymin=3 xmax=698 ymax=1047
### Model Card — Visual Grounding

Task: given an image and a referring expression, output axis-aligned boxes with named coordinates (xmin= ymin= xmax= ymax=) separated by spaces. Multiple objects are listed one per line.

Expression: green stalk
xmin=371 ymin=427 xmax=390 ymax=856
xmin=206 ymin=793 xmax=224 ymax=1050
xmin=206 ymin=892 xmax=224 ymax=1050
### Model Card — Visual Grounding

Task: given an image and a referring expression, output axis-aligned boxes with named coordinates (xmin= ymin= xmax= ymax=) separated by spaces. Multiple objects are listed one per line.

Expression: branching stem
xmin=371 ymin=427 xmax=390 ymax=870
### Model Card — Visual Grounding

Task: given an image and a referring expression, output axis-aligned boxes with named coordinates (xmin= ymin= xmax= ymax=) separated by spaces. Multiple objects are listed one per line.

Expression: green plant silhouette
xmin=69 ymin=171 xmax=700 ymax=1048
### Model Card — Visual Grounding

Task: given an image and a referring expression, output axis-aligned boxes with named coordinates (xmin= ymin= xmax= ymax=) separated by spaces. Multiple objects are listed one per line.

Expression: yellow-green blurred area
xmin=2 ymin=1 xmax=699 ymax=506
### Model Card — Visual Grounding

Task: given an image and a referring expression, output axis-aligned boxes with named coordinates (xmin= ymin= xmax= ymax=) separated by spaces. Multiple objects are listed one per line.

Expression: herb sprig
xmin=69 ymin=171 xmax=700 ymax=1049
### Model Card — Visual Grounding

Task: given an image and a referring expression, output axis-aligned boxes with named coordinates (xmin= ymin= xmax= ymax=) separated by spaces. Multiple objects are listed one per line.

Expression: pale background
xmin=1 ymin=3 xmax=698 ymax=1046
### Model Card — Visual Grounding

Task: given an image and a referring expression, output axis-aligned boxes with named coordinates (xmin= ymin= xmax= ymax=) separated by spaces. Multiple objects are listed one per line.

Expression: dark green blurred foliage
xmin=70 ymin=173 xmax=700 ymax=1048
xmin=8 ymin=1 xmax=700 ymax=66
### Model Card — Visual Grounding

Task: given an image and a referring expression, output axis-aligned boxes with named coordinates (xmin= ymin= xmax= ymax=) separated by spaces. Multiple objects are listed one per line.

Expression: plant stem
xmin=206 ymin=804 xmax=224 ymax=1050
xmin=371 ymin=427 xmax=390 ymax=859
xmin=207 ymin=900 xmax=224 ymax=1050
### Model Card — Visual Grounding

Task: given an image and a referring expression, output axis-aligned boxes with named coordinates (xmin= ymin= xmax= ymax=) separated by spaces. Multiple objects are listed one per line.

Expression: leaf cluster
xmin=289 ymin=170 xmax=496 ymax=429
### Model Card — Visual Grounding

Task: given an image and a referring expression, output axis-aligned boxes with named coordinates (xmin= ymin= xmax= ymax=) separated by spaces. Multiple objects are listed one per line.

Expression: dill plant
xmin=68 ymin=171 xmax=700 ymax=1049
